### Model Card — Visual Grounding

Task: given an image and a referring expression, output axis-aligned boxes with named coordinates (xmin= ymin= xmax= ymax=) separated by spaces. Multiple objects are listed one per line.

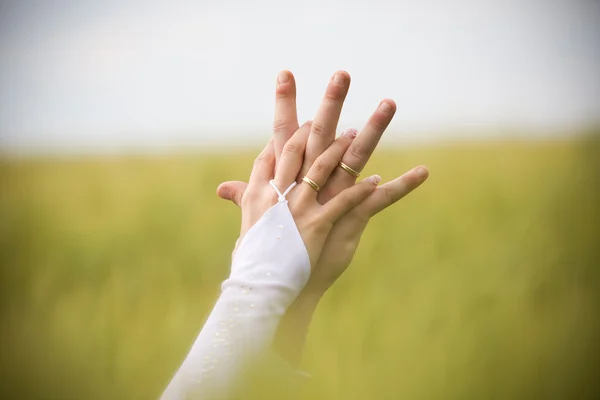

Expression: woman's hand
xmin=232 ymin=118 xmax=382 ymax=269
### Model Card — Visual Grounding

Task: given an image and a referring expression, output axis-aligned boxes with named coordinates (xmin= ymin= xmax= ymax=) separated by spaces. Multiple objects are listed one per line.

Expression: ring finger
xmin=297 ymin=128 xmax=357 ymax=200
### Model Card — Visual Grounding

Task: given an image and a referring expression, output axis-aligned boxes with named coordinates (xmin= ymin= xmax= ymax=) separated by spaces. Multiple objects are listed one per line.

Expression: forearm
xmin=273 ymin=288 xmax=323 ymax=367
xmin=162 ymin=202 xmax=311 ymax=399
xmin=162 ymin=286 xmax=285 ymax=399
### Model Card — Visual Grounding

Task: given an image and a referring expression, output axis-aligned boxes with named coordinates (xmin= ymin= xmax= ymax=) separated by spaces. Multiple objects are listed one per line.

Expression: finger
xmin=302 ymin=71 xmax=351 ymax=178
xmin=299 ymin=128 xmax=357 ymax=200
xmin=273 ymin=121 xmax=312 ymax=191
xmin=216 ymin=181 xmax=248 ymax=208
xmin=358 ymin=166 xmax=429 ymax=217
xmin=316 ymin=99 xmax=396 ymax=204
xmin=320 ymin=174 xmax=381 ymax=223
xmin=273 ymin=70 xmax=299 ymax=163
xmin=342 ymin=98 xmax=396 ymax=174
xmin=249 ymin=138 xmax=275 ymax=186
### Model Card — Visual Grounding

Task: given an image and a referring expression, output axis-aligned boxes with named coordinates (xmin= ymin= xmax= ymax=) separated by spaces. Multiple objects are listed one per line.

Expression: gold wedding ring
xmin=302 ymin=176 xmax=321 ymax=192
xmin=338 ymin=161 xmax=360 ymax=178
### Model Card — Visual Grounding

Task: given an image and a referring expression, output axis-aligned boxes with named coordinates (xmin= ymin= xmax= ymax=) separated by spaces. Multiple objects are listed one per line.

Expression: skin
xmin=217 ymin=70 xmax=430 ymax=366
xmin=234 ymin=122 xmax=382 ymax=269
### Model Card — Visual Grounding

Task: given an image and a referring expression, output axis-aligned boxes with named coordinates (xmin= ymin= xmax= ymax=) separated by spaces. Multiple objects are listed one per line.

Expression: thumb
xmin=216 ymin=181 xmax=248 ymax=208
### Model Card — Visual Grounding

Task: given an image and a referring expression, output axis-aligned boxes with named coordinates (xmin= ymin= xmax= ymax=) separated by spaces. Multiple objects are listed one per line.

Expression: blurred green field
xmin=1 ymin=138 xmax=599 ymax=399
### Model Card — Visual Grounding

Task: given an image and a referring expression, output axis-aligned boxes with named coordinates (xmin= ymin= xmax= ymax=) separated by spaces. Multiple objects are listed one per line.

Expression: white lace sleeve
xmin=161 ymin=181 xmax=311 ymax=400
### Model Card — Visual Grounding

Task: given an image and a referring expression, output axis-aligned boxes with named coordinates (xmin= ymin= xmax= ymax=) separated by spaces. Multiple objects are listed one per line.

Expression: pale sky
xmin=1 ymin=0 xmax=599 ymax=153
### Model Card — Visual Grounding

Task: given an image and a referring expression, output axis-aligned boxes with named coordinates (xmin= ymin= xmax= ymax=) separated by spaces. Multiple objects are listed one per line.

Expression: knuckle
xmin=348 ymin=142 xmax=366 ymax=160
xmin=400 ymin=173 xmax=419 ymax=188
xmin=369 ymin=115 xmax=388 ymax=131
xmin=325 ymin=81 xmax=347 ymax=101
xmin=324 ymin=89 xmax=342 ymax=102
xmin=312 ymin=158 xmax=330 ymax=175
xmin=253 ymin=152 xmax=267 ymax=166
xmin=282 ymin=141 xmax=301 ymax=155
xmin=382 ymin=186 xmax=397 ymax=205
xmin=370 ymin=121 xmax=386 ymax=133
xmin=310 ymin=122 xmax=328 ymax=137
xmin=273 ymin=118 xmax=290 ymax=134
xmin=275 ymin=86 xmax=291 ymax=99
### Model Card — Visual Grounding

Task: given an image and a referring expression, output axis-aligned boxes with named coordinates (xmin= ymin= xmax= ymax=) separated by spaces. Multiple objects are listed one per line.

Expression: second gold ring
xmin=302 ymin=176 xmax=321 ymax=192
xmin=338 ymin=161 xmax=360 ymax=178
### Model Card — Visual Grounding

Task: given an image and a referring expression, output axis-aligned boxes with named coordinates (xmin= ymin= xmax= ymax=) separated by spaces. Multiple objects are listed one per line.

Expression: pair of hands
xmin=217 ymin=70 xmax=429 ymax=297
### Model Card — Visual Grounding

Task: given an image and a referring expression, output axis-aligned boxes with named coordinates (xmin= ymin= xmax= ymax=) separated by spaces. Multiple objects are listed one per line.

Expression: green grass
xmin=1 ymin=138 xmax=599 ymax=399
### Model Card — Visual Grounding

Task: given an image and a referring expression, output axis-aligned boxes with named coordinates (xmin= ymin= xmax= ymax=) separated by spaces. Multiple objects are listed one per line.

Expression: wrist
xmin=294 ymin=285 xmax=324 ymax=311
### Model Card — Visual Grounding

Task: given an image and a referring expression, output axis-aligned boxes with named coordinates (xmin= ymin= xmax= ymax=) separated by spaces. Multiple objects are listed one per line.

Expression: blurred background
xmin=1 ymin=0 xmax=599 ymax=398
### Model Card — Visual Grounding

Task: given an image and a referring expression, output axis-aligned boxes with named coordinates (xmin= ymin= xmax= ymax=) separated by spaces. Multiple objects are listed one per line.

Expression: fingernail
xmin=416 ymin=166 xmax=428 ymax=178
xmin=342 ymin=128 xmax=358 ymax=138
xmin=333 ymin=73 xmax=345 ymax=85
xmin=379 ymin=101 xmax=392 ymax=114
xmin=367 ymin=174 xmax=382 ymax=185
xmin=278 ymin=70 xmax=290 ymax=84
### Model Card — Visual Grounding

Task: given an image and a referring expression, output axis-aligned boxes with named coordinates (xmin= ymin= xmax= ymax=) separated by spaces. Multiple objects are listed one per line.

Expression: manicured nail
xmin=342 ymin=128 xmax=358 ymax=138
xmin=333 ymin=73 xmax=345 ymax=85
xmin=379 ymin=101 xmax=392 ymax=114
xmin=367 ymin=174 xmax=382 ymax=185
xmin=278 ymin=70 xmax=290 ymax=84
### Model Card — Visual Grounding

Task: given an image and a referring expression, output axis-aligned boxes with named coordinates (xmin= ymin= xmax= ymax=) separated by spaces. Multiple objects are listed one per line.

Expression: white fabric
xmin=161 ymin=182 xmax=311 ymax=400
